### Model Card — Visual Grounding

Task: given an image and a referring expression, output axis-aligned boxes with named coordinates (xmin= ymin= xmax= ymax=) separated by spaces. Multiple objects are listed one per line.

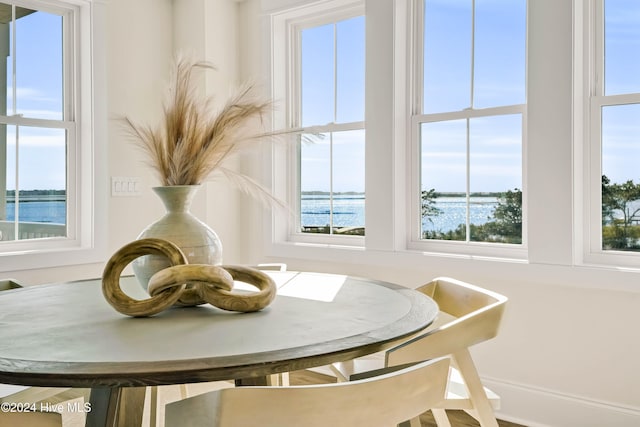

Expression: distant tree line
xmin=6 ymin=189 xmax=66 ymax=196
xmin=421 ymin=176 xmax=640 ymax=250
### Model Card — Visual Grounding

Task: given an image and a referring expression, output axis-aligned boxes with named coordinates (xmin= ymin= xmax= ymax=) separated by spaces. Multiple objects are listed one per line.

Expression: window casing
xmin=0 ymin=0 xmax=106 ymax=272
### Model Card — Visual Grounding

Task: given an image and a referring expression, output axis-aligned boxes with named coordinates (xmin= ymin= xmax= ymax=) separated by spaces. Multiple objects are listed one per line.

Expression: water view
xmin=4 ymin=194 xmax=499 ymax=234
xmin=4 ymin=201 xmax=66 ymax=224
xmin=301 ymin=193 xmax=499 ymax=233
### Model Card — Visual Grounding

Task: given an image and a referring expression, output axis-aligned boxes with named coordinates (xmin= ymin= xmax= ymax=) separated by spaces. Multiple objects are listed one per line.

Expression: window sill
xmin=0 ymin=244 xmax=107 ymax=273
xmin=266 ymin=241 xmax=640 ymax=294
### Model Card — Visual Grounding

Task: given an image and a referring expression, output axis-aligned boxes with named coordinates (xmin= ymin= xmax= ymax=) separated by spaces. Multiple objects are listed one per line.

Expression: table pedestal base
xmin=87 ymin=387 xmax=146 ymax=427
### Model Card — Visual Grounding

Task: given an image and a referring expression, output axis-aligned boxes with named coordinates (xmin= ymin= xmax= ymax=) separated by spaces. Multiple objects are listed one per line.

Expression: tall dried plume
xmin=123 ymin=58 xmax=284 ymax=206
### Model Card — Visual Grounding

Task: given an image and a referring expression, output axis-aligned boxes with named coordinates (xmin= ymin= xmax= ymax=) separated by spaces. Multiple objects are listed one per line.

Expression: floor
xmin=288 ymin=370 xmax=527 ymax=427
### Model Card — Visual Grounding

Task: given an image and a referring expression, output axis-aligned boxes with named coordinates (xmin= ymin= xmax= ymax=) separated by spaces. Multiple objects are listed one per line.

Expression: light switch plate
xmin=111 ymin=176 xmax=141 ymax=197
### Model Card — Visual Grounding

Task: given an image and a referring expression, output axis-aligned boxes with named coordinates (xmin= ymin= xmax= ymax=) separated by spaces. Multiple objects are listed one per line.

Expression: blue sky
xmin=296 ymin=0 xmax=640 ymax=196
xmin=601 ymin=0 xmax=640 ymax=184
xmin=6 ymin=0 xmax=640 ymax=193
xmin=4 ymin=9 xmax=64 ymax=191
xmin=298 ymin=1 xmax=526 ymax=194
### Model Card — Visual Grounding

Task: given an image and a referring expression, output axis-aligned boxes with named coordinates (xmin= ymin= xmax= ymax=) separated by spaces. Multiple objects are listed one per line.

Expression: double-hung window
xmin=270 ymin=0 xmax=365 ymax=244
xmin=0 ymin=0 xmax=106 ymax=271
xmin=586 ymin=0 xmax=640 ymax=265
xmin=410 ymin=0 xmax=527 ymax=252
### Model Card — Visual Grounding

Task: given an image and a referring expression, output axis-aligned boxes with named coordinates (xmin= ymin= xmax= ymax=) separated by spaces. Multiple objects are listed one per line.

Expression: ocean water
xmin=301 ymin=194 xmax=498 ymax=232
xmin=423 ymin=196 xmax=499 ymax=232
xmin=301 ymin=194 xmax=365 ymax=228
xmin=4 ymin=201 xmax=66 ymax=224
xmin=5 ymin=197 xmax=498 ymax=232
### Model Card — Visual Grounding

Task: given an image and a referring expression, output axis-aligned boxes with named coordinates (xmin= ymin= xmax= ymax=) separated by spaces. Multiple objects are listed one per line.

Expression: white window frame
xmin=0 ymin=0 xmax=107 ymax=272
xmin=268 ymin=0 xmax=366 ymax=248
xmin=404 ymin=0 xmax=527 ymax=259
xmin=580 ymin=0 xmax=640 ymax=268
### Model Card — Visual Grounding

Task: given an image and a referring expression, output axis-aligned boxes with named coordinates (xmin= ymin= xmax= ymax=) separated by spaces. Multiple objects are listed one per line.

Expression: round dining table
xmin=0 ymin=270 xmax=438 ymax=427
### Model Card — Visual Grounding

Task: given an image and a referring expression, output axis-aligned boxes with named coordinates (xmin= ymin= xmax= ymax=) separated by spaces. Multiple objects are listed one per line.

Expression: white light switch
xmin=111 ymin=176 xmax=141 ymax=197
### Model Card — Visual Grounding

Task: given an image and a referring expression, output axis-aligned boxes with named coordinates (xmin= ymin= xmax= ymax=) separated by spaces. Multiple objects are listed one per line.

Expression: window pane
xmin=0 ymin=123 xmax=15 ymax=241
xmin=301 ymin=24 xmax=334 ymax=126
xmin=301 ymin=133 xmax=331 ymax=233
xmin=423 ymin=0 xmax=472 ymax=113
xmin=9 ymin=127 xmax=66 ymax=241
xmin=12 ymin=8 xmax=63 ymax=120
xmin=604 ymin=0 xmax=640 ymax=95
xmin=421 ymin=120 xmax=467 ymax=240
xmin=336 ymin=16 xmax=364 ymax=123
xmin=469 ymin=115 xmax=522 ymax=243
xmin=420 ymin=116 xmax=522 ymax=244
xmin=474 ymin=0 xmax=526 ymax=108
xmin=300 ymin=131 xmax=365 ymax=236
xmin=332 ymin=130 xmax=364 ymax=235
xmin=469 ymin=115 xmax=522 ymax=193
xmin=601 ymin=104 xmax=640 ymax=251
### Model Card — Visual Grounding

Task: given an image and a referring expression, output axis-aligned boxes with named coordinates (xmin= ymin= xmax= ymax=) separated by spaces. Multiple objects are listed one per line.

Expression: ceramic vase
xmin=132 ymin=185 xmax=223 ymax=305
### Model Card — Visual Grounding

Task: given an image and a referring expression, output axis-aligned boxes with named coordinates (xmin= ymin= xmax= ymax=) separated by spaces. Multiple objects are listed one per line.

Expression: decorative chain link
xmin=102 ymin=238 xmax=276 ymax=317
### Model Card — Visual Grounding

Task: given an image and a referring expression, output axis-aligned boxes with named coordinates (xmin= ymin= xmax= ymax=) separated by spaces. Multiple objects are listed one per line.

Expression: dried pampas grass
xmin=123 ymin=57 xmax=286 ymax=205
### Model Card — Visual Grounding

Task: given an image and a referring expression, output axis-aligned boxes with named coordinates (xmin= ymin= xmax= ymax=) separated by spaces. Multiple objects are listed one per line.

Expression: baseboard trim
xmin=483 ymin=376 xmax=640 ymax=427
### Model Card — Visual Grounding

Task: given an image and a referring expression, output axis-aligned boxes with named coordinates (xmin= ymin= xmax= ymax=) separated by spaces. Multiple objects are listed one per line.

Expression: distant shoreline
xmin=302 ymin=191 xmax=364 ymax=196
xmin=302 ymin=191 xmax=506 ymax=197
xmin=4 ymin=190 xmax=66 ymax=203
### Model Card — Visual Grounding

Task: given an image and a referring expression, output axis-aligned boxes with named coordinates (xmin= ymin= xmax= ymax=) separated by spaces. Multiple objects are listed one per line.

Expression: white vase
xmin=132 ymin=185 xmax=223 ymax=306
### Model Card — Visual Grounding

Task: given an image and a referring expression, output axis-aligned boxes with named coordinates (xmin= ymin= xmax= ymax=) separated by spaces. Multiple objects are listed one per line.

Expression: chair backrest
xmin=165 ymin=358 xmax=449 ymax=427
xmin=0 ymin=278 xmax=23 ymax=291
xmin=386 ymin=277 xmax=507 ymax=367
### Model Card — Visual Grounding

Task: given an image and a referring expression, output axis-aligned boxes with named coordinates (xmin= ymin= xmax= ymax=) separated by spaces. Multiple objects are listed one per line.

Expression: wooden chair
xmin=329 ymin=277 xmax=507 ymax=427
xmin=165 ymin=358 xmax=450 ymax=427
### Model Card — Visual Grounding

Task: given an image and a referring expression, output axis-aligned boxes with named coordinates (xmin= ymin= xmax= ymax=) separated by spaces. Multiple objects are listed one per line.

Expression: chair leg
xmin=149 ymin=386 xmax=159 ymax=427
xmin=431 ymin=409 xmax=452 ymax=427
xmin=409 ymin=416 xmax=422 ymax=427
xmin=397 ymin=417 xmax=421 ymax=427
xmin=280 ymin=372 xmax=290 ymax=386
xmin=269 ymin=373 xmax=289 ymax=386
xmin=328 ymin=360 xmax=352 ymax=382
xmin=178 ymin=384 xmax=189 ymax=399
xmin=452 ymin=349 xmax=499 ymax=427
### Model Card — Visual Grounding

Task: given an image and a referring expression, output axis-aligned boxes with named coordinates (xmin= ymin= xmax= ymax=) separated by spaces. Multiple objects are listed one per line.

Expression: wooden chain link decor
xmin=102 ymin=238 xmax=277 ymax=317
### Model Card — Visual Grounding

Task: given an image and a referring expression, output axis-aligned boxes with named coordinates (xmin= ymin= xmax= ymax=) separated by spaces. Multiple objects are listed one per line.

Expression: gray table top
xmin=0 ymin=271 xmax=438 ymax=388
